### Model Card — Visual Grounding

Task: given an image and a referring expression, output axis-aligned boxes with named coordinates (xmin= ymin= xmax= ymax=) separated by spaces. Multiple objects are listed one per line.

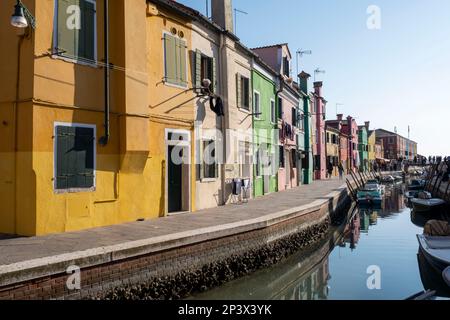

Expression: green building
xmin=358 ymin=125 xmax=369 ymax=172
xmin=299 ymin=72 xmax=313 ymax=184
xmin=252 ymin=62 xmax=278 ymax=197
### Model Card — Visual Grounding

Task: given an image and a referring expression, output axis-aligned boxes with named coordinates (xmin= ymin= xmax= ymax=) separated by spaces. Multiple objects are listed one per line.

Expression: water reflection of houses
xmin=342 ymin=212 xmax=361 ymax=249
xmin=381 ymin=187 xmax=405 ymax=216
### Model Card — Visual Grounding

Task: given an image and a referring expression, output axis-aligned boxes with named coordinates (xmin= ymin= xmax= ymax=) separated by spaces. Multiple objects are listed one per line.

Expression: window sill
xmin=238 ymin=107 xmax=251 ymax=114
xmin=54 ymin=187 xmax=96 ymax=194
xmin=51 ymin=54 xmax=100 ymax=69
xmin=200 ymin=178 xmax=218 ymax=183
xmin=163 ymin=80 xmax=188 ymax=90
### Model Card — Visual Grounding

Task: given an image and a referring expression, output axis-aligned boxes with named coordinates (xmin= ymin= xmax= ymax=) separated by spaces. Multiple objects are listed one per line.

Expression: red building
xmin=326 ymin=114 xmax=358 ymax=173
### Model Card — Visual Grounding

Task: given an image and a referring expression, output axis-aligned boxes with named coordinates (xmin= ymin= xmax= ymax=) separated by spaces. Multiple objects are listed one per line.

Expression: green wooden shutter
xmin=79 ymin=0 xmax=96 ymax=62
xmin=74 ymin=127 xmax=95 ymax=188
xmin=164 ymin=34 xmax=177 ymax=84
xmin=57 ymin=0 xmax=78 ymax=58
xmin=236 ymin=73 xmax=241 ymax=108
xmin=178 ymin=38 xmax=187 ymax=86
xmin=212 ymin=57 xmax=217 ymax=94
xmin=56 ymin=126 xmax=95 ymax=190
xmin=195 ymin=49 xmax=202 ymax=92
xmin=56 ymin=126 xmax=69 ymax=189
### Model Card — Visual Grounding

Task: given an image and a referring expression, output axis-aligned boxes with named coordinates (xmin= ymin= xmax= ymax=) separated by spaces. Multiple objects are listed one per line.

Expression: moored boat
xmin=408 ymin=179 xmax=426 ymax=191
xmin=443 ymin=267 xmax=450 ymax=288
xmin=357 ymin=185 xmax=382 ymax=207
xmin=411 ymin=198 xmax=446 ymax=213
xmin=417 ymin=235 xmax=450 ymax=273
xmin=380 ymin=175 xmax=395 ymax=184
xmin=405 ymin=191 xmax=432 ymax=200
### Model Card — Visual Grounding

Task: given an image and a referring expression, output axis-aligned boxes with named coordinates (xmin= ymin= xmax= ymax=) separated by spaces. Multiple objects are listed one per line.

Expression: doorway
xmin=166 ymin=129 xmax=191 ymax=215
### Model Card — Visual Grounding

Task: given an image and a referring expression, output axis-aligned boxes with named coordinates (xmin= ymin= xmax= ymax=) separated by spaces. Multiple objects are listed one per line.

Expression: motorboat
xmin=417 ymin=235 xmax=450 ymax=273
xmin=444 ymin=267 xmax=450 ymax=288
xmin=405 ymin=191 xmax=432 ymax=200
xmin=408 ymin=179 xmax=426 ymax=191
xmin=380 ymin=175 xmax=395 ymax=184
xmin=365 ymin=180 xmax=385 ymax=194
xmin=357 ymin=185 xmax=382 ymax=207
xmin=412 ymin=250 xmax=450 ymax=300
xmin=411 ymin=198 xmax=446 ymax=213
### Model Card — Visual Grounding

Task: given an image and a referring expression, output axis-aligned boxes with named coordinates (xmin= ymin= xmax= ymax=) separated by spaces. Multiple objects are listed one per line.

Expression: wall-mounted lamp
xmin=11 ymin=0 xmax=36 ymax=29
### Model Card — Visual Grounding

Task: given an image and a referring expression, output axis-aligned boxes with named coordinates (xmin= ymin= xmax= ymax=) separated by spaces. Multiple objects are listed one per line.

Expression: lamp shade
xmin=11 ymin=3 xmax=28 ymax=28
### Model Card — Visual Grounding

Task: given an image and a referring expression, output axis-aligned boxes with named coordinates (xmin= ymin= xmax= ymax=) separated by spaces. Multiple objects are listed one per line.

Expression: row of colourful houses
xmin=0 ymin=0 xmax=417 ymax=236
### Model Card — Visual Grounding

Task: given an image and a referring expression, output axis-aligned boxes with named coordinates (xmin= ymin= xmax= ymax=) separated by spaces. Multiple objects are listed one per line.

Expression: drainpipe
xmin=13 ymin=34 xmax=25 ymax=235
xmin=219 ymin=33 xmax=227 ymax=205
xmin=276 ymin=77 xmax=284 ymax=188
xmin=100 ymin=0 xmax=110 ymax=146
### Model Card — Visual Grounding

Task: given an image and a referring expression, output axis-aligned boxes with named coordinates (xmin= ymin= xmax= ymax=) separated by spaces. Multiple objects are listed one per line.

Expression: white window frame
xmin=52 ymin=0 xmax=98 ymax=67
xmin=53 ymin=122 xmax=97 ymax=194
xmin=270 ymin=99 xmax=276 ymax=124
xmin=201 ymin=138 xmax=218 ymax=183
xmin=254 ymin=90 xmax=261 ymax=120
xmin=162 ymin=31 xmax=189 ymax=90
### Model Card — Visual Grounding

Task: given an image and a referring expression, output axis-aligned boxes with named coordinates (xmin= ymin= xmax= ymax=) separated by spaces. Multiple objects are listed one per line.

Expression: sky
xmin=178 ymin=0 xmax=450 ymax=156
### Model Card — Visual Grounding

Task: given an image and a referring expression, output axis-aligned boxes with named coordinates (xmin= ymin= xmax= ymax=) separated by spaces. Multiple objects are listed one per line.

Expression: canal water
xmin=190 ymin=184 xmax=450 ymax=300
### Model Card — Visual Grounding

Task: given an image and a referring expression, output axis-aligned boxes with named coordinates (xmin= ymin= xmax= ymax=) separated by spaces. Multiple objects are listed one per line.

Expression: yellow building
xmin=325 ymin=127 xmax=340 ymax=177
xmin=368 ymin=130 xmax=376 ymax=170
xmin=0 ymin=0 xmax=198 ymax=236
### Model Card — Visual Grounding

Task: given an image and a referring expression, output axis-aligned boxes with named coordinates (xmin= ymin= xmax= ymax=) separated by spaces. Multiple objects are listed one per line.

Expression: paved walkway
xmin=0 ymin=177 xmax=349 ymax=267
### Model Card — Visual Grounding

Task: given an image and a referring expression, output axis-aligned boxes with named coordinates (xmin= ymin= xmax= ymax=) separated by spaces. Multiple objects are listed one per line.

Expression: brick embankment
xmin=0 ymin=178 xmax=352 ymax=300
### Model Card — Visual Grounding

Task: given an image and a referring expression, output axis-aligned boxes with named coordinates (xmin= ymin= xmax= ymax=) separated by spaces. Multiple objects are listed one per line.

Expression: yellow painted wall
xmin=368 ymin=132 xmax=376 ymax=162
xmin=147 ymin=3 xmax=196 ymax=215
xmin=0 ymin=0 xmax=196 ymax=236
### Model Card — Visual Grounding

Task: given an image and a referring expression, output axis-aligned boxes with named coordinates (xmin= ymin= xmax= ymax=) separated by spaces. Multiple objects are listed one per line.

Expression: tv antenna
xmin=234 ymin=8 xmax=248 ymax=36
xmin=314 ymin=68 xmax=326 ymax=81
xmin=296 ymin=49 xmax=312 ymax=81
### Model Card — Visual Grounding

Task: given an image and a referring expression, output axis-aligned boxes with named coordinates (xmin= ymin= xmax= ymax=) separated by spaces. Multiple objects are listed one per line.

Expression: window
xmin=202 ymin=140 xmax=218 ymax=179
xmin=314 ymin=155 xmax=321 ymax=171
xmin=195 ymin=50 xmax=216 ymax=93
xmin=278 ymin=97 xmax=283 ymax=119
xmin=292 ymin=108 xmax=297 ymax=127
xmin=292 ymin=151 xmax=297 ymax=168
xmin=270 ymin=100 xmax=276 ymax=123
xmin=255 ymin=149 xmax=261 ymax=177
xmin=283 ymin=57 xmax=290 ymax=77
xmin=326 ymin=133 xmax=330 ymax=143
xmin=54 ymin=123 xmax=96 ymax=192
xmin=279 ymin=146 xmax=285 ymax=168
xmin=298 ymin=112 xmax=304 ymax=130
xmin=164 ymin=33 xmax=187 ymax=87
xmin=254 ymin=92 xmax=261 ymax=119
xmin=54 ymin=0 xmax=97 ymax=63
xmin=389 ymin=137 xmax=394 ymax=144
xmin=236 ymin=74 xmax=250 ymax=110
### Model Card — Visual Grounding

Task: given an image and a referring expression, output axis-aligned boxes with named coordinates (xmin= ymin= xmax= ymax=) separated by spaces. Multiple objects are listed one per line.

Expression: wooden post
xmin=435 ymin=175 xmax=445 ymax=198
xmin=442 ymin=181 xmax=450 ymax=201
xmin=358 ymin=171 xmax=366 ymax=186
xmin=425 ymin=165 xmax=436 ymax=192
xmin=431 ymin=164 xmax=442 ymax=196
xmin=350 ymin=170 xmax=362 ymax=190
xmin=346 ymin=179 xmax=357 ymax=201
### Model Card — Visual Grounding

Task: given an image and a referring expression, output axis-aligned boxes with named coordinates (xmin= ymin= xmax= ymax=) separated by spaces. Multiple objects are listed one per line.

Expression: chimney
xmin=314 ymin=81 xmax=323 ymax=96
xmin=365 ymin=121 xmax=370 ymax=130
xmin=212 ymin=0 xmax=234 ymax=33
xmin=299 ymin=71 xmax=310 ymax=93
xmin=337 ymin=114 xmax=343 ymax=121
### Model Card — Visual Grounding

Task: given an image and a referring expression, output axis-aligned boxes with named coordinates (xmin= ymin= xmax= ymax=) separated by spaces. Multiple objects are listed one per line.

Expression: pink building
xmin=312 ymin=82 xmax=327 ymax=180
